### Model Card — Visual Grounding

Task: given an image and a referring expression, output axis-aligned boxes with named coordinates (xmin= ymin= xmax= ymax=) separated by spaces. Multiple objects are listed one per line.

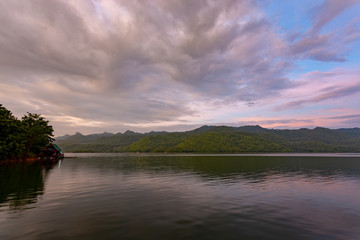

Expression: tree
xmin=1 ymin=105 xmax=54 ymax=161
xmin=21 ymin=113 xmax=54 ymax=158
xmin=0 ymin=104 xmax=24 ymax=160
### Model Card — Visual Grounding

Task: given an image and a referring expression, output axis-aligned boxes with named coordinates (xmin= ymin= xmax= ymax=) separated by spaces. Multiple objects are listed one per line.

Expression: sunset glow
xmin=1 ymin=0 xmax=359 ymax=135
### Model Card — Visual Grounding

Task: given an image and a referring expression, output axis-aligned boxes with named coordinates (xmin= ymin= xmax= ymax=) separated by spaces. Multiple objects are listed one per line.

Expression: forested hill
xmin=55 ymin=126 xmax=360 ymax=153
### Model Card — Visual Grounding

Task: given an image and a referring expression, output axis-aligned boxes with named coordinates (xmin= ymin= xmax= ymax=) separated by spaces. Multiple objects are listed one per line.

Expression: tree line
xmin=0 ymin=104 xmax=54 ymax=161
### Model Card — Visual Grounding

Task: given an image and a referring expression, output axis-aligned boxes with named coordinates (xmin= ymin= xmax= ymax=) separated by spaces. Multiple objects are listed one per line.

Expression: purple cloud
xmin=311 ymin=0 xmax=359 ymax=32
xmin=0 ymin=0 xmax=359 ymax=135
xmin=289 ymin=0 xmax=360 ymax=62
xmin=327 ymin=114 xmax=360 ymax=120
xmin=277 ymin=84 xmax=360 ymax=110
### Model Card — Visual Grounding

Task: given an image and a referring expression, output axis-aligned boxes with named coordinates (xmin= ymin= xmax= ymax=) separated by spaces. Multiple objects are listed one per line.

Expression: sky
xmin=1 ymin=0 xmax=360 ymax=136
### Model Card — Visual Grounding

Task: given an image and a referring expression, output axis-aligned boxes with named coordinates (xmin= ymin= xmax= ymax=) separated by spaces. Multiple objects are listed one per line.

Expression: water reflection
xmin=1 ymin=156 xmax=360 ymax=240
xmin=67 ymin=156 xmax=360 ymax=181
xmin=0 ymin=160 xmax=60 ymax=211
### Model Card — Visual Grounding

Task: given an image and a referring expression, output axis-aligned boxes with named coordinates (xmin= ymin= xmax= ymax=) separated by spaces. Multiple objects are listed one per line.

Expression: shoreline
xmin=0 ymin=157 xmax=61 ymax=165
xmin=63 ymin=152 xmax=360 ymax=158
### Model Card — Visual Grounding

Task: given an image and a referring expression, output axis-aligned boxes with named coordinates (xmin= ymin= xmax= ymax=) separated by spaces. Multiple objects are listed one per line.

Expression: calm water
xmin=1 ymin=154 xmax=360 ymax=240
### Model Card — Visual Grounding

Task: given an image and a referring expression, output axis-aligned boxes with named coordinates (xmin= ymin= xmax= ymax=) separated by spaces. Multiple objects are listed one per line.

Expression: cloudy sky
xmin=1 ymin=0 xmax=360 ymax=136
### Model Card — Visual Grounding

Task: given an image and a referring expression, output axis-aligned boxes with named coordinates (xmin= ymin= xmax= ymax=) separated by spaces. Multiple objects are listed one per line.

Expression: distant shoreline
xmin=63 ymin=152 xmax=360 ymax=158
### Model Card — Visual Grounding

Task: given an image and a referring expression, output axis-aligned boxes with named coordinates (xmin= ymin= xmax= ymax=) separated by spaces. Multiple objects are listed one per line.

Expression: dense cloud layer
xmin=0 ymin=0 xmax=359 ymax=135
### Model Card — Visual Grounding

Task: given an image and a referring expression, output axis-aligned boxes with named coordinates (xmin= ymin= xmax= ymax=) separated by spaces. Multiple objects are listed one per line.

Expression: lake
xmin=1 ymin=154 xmax=360 ymax=240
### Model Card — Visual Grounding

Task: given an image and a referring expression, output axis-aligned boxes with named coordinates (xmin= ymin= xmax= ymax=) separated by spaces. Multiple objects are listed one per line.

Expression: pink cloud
xmin=275 ymin=68 xmax=360 ymax=111
xmin=311 ymin=0 xmax=359 ymax=32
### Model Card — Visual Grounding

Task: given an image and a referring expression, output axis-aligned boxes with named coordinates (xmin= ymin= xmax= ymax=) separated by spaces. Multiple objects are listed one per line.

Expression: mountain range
xmin=55 ymin=126 xmax=360 ymax=153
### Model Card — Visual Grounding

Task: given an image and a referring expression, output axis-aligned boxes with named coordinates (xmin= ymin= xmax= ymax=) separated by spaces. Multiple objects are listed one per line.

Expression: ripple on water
xmin=1 ymin=155 xmax=360 ymax=240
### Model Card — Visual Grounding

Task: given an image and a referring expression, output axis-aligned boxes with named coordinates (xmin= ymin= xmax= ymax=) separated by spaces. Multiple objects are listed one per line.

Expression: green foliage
xmin=335 ymin=128 xmax=360 ymax=138
xmin=125 ymin=133 xmax=188 ymax=152
xmin=0 ymin=105 xmax=54 ymax=160
xmin=0 ymin=105 xmax=25 ymax=160
xmin=172 ymin=132 xmax=286 ymax=153
xmin=123 ymin=131 xmax=286 ymax=153
xmin=260 ymin=127 xmax=360 ymax=152
xmin=21 ymin=113 xmax=54 ymax=157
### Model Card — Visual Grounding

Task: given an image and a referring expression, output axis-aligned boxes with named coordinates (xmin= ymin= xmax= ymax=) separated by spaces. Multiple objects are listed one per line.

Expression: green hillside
xmin=171 ymin=132 xmax=286 ymax=153
xmin=259 ymin=127 xmax=360 ymax=152
xmin=335 ymin=128 xmax=360 ymax=138
xmin=56 ymin=132 xmax=143 ymax=152
xmin=55 ymin=126 xmax=360 ymax=153
xmin=125 ymin=133 xmax=188 ymax=152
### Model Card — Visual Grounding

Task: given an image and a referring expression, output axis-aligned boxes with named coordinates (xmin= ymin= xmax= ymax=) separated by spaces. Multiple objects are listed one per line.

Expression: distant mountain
xmin=235 ymin=125 xmax=269 ymax=133
xmin=186 ymin=125 xmax=216 ymax=134
xmin=259 ymin=127 xmax=360 ymax=152
xmin=55 ymin=134 xmax=71 ymax=141
xmin=123 ymin=130 xmax=141 ymax=135
xmin=56 ymin=132 xmax=114 ymax=143
xmin=55 ymin=131 xmax=141 ymax=152
xmin=169 ymin=131 xmax=286 ymax=153
xmin=55 ymin=126 xmax=360 ymax=153
xmin=335 ymin=128 xmax=360 ymax=138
